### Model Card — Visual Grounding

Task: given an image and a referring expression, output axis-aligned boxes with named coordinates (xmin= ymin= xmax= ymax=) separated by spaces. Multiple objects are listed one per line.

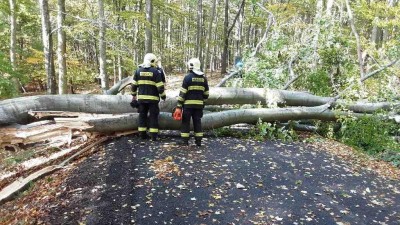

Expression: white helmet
xmin=143 ymin=53 xmax=157 ymax=68
xmin=187 ymin=58 xmax=204 ymax=75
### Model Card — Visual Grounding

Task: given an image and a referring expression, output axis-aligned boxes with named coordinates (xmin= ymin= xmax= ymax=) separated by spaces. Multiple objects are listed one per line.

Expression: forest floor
xmin=1 ymin=71 xmax=400 ymax=224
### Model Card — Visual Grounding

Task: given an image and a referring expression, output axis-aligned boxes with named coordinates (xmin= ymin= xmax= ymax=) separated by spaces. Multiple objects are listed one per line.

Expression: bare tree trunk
xmin=326 ymin=0 xmax=335 ymax=17
xmin=145 ymin=0 xmax=153 ymax=53
xmin=345 ymin=0 xmax=364 ymax=94
xmin=311 ymin=0 xmax=323 ymax=69
xmin=204 ymin=0 xmax=217 ymax=73
xmin=39 ymin=0 xmax=56 ymax=94
xmin=98 ymin=0 xmax=108 ymax=91
xmin=221 ymin=0 xmax=229 ymax=75
xmin=196 ymin=0 xmax=203 ymax=68
xmin=113 ymin=55 xmax=117 ymax=85
xmin=251 ymin=2 xmax=274 ymax=57
xmin=221 ymin=0 xmax=245 ymax=75
xmin=371 ymin=21 xmax=383 ymax=47
xmin=9 ymin=0 xmax=17 ymax=72
xmin=9 ymin=0 xmax=22 ymax=93
xmin=57 ymin=0 xmax=67 ymax=94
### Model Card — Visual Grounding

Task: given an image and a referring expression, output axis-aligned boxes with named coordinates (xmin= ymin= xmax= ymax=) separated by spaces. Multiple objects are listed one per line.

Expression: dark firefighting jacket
xmin=131 ymin=67 xmax=166 ymax=103
xmin=177 ymin=71 xmax=209 ymax=109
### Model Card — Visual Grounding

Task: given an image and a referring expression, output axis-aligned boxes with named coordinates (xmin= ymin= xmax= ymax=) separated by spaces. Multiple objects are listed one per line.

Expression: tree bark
xmin=98 ymin=0 xmax=108 ymax=91
xmin=345 ymin=0 xmax=364 ymax=79
xmin=9 ymin=0 xmax=17 ymax=72
xmin=204 ymin=0 xmax=217 ymax=72
xmin=220 ymin=0 xmax=229 ymax=75
xmin=39 ymin=0 xmax=57 ymax=94
xmin=221 ymin=0 xmax=245 ymax=74
xmin=311 ymin=0 xmax=323 ymax=69
xmin=1 ymin=88 xmax=398 ymax=125
xmin=196 ymin=0 xmax=203 ymax=67
xmin=145 ymin=0 xmax=153 ymax=53
xmin=51 ymin=107 xmax=369 ymax=133
xmin=251 ymin=2 xmax=274 ymax=57
xmin=9 ymin=0 xmax=22 ymax=93
xmin=57 ymin=0 xmax=67 ymax=94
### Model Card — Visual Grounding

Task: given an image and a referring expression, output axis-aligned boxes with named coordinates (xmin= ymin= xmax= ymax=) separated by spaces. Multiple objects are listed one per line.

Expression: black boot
xmin=151 ymin=133 xmax=158 ymax=141
xmin=195 ymin=138 xmax=202 ymax=147
xmin=195 ymin=140 xmax=201 ymax=147
xmin=140 ymin=132 xmax=149 ymax=140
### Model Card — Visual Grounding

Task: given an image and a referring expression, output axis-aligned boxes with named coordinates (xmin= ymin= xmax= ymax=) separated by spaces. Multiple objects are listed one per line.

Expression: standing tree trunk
xmin=204 ymin=0 xmax=217 ymax=73
xmin=196 ymin=0 xmax=203 ymax=68
xmin=9 ymin=0 xmax=17 ymax=73
xmin=98 ymin=0 xmax=108 ymax=91
xmin=345 ymin=0 xmax=364 ymax=80
xmin=326 ymin=0 xmax=335 ymax=17
xmin=9 ymin=0 xmax=22 ymax=93
xmin=221 ymin=0 xmax=229 ymax=75
xmin=145 ymin=0 xmax=153 ymax=53
xmin=312 ymin=0 xmax=323 ymax=70
xmin=39 ymin=0 xmax=56 ymax=94
xmin=57 ymin=0 xmax=67 ymax=94
xmin=221 ymin=0 xmax=245 ymax=75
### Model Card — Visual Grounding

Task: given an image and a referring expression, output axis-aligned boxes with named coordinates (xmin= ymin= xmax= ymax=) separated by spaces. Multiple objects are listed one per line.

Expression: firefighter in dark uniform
xmin=175 ymin=58 xmax=209 ymax=146
xmin=131 ymin=53 xmax=166 ymax=141
xmin=138 ymin=56 xmax=166 ymax=84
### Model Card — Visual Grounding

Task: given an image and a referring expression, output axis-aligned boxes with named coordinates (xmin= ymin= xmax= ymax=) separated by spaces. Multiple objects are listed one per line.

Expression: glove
xmin=172 ymin=107 xmax=182 ymax=121
xmin=130 ymin=99 xmax=139 ymax=108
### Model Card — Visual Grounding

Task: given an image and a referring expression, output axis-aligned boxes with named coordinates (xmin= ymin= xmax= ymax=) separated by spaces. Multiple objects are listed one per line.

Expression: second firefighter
xmin=175 ymin=58 xmax=209 ymax=146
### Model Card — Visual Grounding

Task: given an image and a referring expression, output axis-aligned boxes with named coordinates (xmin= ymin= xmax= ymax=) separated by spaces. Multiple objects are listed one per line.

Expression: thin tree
xmin=9 ymin=0 xmax=23 ymax=93
xmin=98 ymin=0 xmax=108 ymax=91
xmin=9 ymin=0 xmax=16 ymax=72
xmin=145 ymin=0 xmax=153 ymax=53
xmin=57 ymin=0 xmax=67 ymax=94
xmin=39 ymin=0 xmax=56 ymax=94
xmin=204 ymin=0 xmax=217 ymax=73
xmin=196 ymin=0 xmax=203 ymax=67
xmin=221 ymin=0 xmax=245 ymax=75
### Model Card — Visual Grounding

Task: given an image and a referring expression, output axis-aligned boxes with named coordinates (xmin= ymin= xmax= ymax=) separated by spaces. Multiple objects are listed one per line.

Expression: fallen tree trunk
xmin=215 ymin=71 xmax=239 ymax=87
xmin=50 ymin=106 xmax=371 ymax=133
xmin=105 ymin=76 xmax=133 ymax=95
xmin=1 ymin=88 xmax=398 ymax=125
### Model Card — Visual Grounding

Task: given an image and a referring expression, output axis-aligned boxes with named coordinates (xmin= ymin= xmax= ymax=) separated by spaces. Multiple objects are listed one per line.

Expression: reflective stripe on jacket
xmin=177 ymin=71 xmax=209 ymax=109
xmin=131 ymin=67 xmax=165 ymax=103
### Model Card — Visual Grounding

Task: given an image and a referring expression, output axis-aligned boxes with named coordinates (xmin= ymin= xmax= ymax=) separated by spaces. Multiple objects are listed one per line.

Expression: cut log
xmin=1 ymin=88 xmax=398 ymax=125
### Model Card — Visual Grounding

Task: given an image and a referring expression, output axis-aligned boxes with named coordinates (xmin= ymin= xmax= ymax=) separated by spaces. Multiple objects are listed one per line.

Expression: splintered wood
xmin=0 ymin=119 xmax=91 ymax=149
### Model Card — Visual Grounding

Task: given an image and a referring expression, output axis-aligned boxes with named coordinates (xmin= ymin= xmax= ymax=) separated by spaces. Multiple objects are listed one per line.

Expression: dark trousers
xmin=138 ymin=103 xmax=160 ymax=137
xmin=181 ymin=108 xmax=203 ymax=141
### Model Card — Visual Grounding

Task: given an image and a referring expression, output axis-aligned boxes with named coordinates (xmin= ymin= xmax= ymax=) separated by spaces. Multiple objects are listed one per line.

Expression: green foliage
xmin=0 ymin=52 xmax=19 ymax=99
xmin=249 ymin=119 xmax=298 ymax=142
xmin=379 ymin=150 xmax=400 ymax=168
xmin=338 ymin=115 xmax=399 ymax=155
xmin=3 ymin=150 xmax=36 ymax=167
xmin=302 ymin=69 xmax=332 ymax=96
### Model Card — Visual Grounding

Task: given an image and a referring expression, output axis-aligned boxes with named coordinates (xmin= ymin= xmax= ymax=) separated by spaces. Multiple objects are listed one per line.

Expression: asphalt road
xmin=42 ymin=132 xmax=400 ymax=225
